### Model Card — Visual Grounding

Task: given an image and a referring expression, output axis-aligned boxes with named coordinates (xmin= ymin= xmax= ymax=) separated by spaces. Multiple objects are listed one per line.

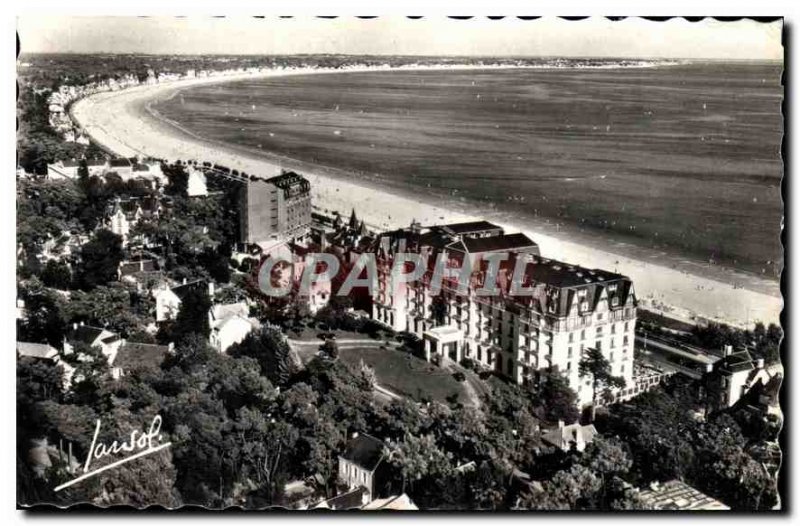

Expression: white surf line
xmin=54 ymin=442 xmax=172 ymax=493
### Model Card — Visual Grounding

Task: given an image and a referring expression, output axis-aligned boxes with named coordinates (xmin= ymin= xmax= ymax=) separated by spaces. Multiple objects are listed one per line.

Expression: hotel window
xmin=581 ymin=329 xmax=586 ymax=340
xmin=596 ymin=340 xmax=602 ymax=351
xmin=610 ymin=338 xmax=615 ymax=348
xmin=624 ymin=336 xmax=629 ymax=346
xmin=596 ymin=326 xmax=602 ymax=335
xmin=597 ymin=312 xmax=603 ymax=321
xmin=611 ymin=324 xmax=616 ymax=334
xmin=610 ymin=352 xmax=614 ymax=361
xmin=624 ymin=322 xmax=630 ymax=331
xmin=569 ymin=333 xmax=574 ymax=343
xmin=568 ymin=346 xmax=573 ymax=358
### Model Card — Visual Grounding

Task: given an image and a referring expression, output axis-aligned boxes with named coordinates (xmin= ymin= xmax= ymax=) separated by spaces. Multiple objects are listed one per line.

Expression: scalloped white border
xmin=6 ymin=8 xmax=793 ymax=525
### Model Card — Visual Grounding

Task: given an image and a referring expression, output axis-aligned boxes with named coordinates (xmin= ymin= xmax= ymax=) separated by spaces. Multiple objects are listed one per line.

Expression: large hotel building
xmin=370 ymin=220 xmax=637 ymax=407
xmin=239 ymin=171 xmax=312 ymax=247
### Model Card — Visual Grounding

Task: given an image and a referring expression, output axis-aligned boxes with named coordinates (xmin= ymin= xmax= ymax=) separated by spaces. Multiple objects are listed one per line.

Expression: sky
xmin=17 ymin=16 xmax=783 ymax=60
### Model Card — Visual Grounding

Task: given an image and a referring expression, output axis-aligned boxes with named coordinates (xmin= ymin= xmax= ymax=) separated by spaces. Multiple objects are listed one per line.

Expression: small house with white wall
xmin=208 ymin=302 xmax=260 ymax=353
xmin=62 ymin=323 xmax=123 ymax=367
xmin=154 ymin=279 xmax=214 ymax=323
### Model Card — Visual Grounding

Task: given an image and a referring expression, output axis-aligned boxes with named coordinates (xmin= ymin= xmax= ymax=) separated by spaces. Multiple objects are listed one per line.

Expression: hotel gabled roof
xmin=460 ymin=233 xmax=538 ymax=254
xmin=435 ymin=220 xmax=503 ymax=236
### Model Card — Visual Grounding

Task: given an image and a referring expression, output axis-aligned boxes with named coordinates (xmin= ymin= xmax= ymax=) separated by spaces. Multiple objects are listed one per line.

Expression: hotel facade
xmin=239 ymin=171 xmax=312 ymax=247
xmin=370 ymin=221 xmax=637 ymax=407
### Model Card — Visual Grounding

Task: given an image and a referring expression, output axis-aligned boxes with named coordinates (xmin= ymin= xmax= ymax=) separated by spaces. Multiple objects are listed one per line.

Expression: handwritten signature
xmin=54 ymin=415 xmax=172 ymax=492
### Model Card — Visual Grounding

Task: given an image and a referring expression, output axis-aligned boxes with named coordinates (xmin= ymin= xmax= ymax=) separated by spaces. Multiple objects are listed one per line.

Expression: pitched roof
xmin=171 ymin=280 xmax=208 ymax=301
xmin=210 ymin=302 xmax=250 ymax=324
xmin=340 ymin=434 xmax=385 ymax=472
xmin=460 ymin=233 xmax=538 ymax=254
xmin=266 ymin=171 xmax=310 ymax=193
xmin=524 ymin=256 xmax=627 ymax=288
xmin=17 ymin=341 xmax=58 ymax=360
xmin=717 ymin=350 xmax=756 ymax=375
xmin=67 ymin=325 xmax=106 ymax=346
xmin=112 ymin=342 xmax=170 ymax=371
xmin=116 ymin=199 xmax=140 ymax=216
xmin=109 ymin=158 xmax=132 ymax=168
xmin=542 ymin=423 xmax=598 ymax=450
xmin=436 ymin=220 xmax=503 ymax=236
xmin=119 ymin=259 xmax=159 ymax=276
xmin=638 ymin=480 xmax=729 ymax=511
xmin=317 ymin=487 xmax=368 ymax=510
xmin=362 ymin=494 xmax=419 ymax=510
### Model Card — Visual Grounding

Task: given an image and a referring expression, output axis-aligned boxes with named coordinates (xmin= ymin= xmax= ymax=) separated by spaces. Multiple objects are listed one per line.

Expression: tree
xmin=78 ymin=229 xmax=124 ymax=290
xmin=467 ymin=459 xmax=513 ymax=510
xmin=234 ymin=406 xmax=298 ymax=507
xmin=77 ymin=159 xmax=89 ymax=181
xmin=385 ymin=433 xmax=453 ymax=494
xmin=517 ymin=464 xmax=601 ymax=510
xmin=17 ymin=358 xmax=64 ymax=408
xmin=163 ymin=163 xmax=189 ymax=196
xmin=228 ymin=326 xmax=296 ymax=386
xmin=40 ymin=259 xmax=73 ymax=290
xmin=88 ymin=407 xmax=179 ymax=508
xmin=605 ymin=477 xmax=653 ymax=510
xmin=578 ymin=436 xmax=632 ymax=507
xmin=17 ymin=277 xmax=67 ymax=347
xmin=321 ymin=337 xmax=339 ymax=360
xmin=529 ymin=370 xmax=580 ymax=424
xmin=77 ymin=175 xmax=113 ymax=231
xmin=64 ymin=285 xmax=148 ymax=336
xmin=171 ymin=286 xmax=212 ymax=342
xmin=579 ymin=347 xmax=625 ymax=410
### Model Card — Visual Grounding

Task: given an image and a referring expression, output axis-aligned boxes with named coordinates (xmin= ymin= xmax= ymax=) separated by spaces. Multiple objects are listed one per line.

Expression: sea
xmin=152 ymin=62 xmax=784 ymax=281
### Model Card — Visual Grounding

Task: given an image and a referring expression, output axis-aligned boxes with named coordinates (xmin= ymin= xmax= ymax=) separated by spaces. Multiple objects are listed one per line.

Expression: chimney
xmin=558 ymin=420 xmax=565 ymax=430
xmin=168 ymin=342 xmax=175 ymax=352
xmin=182 ymin=277 xmax=187 ymax=285
xmin=351 ymin=431 xmax=359 ymax=440
xmin=208 ymin=282 xmax=215 ymax=298
xmin=723 ymin=344 xmax=733 ymax=357
xmin=72 ymin=322 xmax=78 ymax=331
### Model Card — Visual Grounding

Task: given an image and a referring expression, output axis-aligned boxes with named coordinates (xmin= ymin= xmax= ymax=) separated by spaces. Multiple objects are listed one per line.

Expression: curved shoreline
xmin=71 ymin=66 xmax=782 ymax=327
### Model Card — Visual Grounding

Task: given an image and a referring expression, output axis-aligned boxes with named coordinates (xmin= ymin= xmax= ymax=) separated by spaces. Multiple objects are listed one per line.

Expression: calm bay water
xmin=153 ymin=63 xmax=783 ymax=278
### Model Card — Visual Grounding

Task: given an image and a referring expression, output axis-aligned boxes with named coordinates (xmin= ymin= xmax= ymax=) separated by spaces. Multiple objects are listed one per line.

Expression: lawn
xmin=339 ymin=345 xmax=470 ymax=405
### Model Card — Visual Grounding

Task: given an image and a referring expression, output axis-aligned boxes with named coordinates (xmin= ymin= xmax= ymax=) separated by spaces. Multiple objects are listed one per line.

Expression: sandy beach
xmin=71 ymin=67 xmax=783 ymax=328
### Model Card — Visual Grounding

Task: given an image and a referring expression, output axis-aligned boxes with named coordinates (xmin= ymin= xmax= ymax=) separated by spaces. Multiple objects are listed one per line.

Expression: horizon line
xmin=16 ymin=51 xmax=784 ymax=63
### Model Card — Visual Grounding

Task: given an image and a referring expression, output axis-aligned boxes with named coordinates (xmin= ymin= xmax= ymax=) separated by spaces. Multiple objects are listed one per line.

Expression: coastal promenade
xmin=70 ymin=66 xmax=783 ymax=328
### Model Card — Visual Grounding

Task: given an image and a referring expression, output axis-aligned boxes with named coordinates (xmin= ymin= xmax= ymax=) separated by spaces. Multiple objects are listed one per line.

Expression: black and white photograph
xmin=14 ymin=15 xmax=785 ymax=512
